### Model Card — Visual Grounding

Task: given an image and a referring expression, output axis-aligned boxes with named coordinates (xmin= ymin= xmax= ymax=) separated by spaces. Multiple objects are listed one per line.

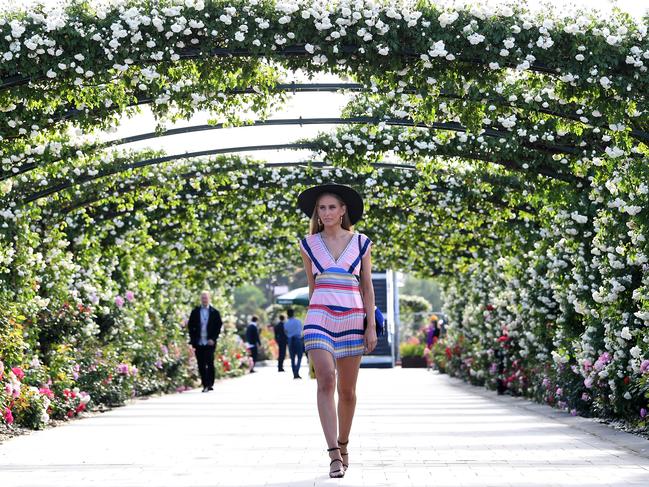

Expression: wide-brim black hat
xmin=297 ymin=183 xmax=364 ymax=224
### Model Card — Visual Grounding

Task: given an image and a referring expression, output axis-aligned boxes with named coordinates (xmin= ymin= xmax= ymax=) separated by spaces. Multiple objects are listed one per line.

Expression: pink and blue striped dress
xmin=299 ymin=232 xmax=372 ymax=359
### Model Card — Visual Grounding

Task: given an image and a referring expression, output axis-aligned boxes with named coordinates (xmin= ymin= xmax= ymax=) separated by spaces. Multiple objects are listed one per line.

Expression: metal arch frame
xmin=19 ymin=136 xmax=580 ymax=205
xmin=102 ymin=117 xmax=585 ymax=155
xmin=1 ymin=44 xmax=636 ymax=91
xmin=6 ymin=82 xmax=647 ymax=145
xmin=5 ymin=118 xmax=582 ymax=182
xmin=48 ymin=160 xmax=419 ymax=215
xmin=62 ymin=193 xmax=514 ymax=262
xmin=51 ymin=162 xmax=536 ymax=220
xmin=8 ymin=116 xmax=584 ymax=184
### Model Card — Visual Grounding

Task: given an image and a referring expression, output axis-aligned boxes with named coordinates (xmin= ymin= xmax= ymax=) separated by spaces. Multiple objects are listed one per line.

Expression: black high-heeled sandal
xmin=338 ymin=439 xmax=349 ymax=471
xmin=327 ymin=447 xmax=345 ymax=478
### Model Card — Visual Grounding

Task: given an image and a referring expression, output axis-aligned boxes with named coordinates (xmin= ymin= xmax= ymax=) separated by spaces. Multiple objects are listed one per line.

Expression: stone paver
xmin=1 ymin=363 xmax=649 ymax=487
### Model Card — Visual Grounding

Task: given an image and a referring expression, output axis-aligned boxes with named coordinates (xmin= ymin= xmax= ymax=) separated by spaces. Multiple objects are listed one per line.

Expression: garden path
xmin=1 ymin=363 xmax=648 ymax=486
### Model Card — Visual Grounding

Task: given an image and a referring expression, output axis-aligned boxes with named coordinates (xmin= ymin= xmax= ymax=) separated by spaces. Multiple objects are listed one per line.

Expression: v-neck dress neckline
xmin=318 ymin=231 xmax=356 ymax=266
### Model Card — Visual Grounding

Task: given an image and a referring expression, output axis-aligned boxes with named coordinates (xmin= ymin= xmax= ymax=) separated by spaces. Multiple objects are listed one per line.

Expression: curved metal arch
xmin=8 ymin=82 xmax=646 ymax=149
xmin=64 ymin=189 xmax=521 ymax=256
xmin=49 ymin=161 xmax=536 ymax=221
xmin=12 ymin=81 xmax=645 ymax=140
xmin=20 ymin=137 xmax=580 ymax=205
xmin=6 ymin=116 xmax=585 ymax=182
xmin=75 ymin=207 xmax=459 ymax=276
xmin=103 ymin=117 xmax=584 ymax=155
xmin=0 ymin=45 xmax=568 ymax=92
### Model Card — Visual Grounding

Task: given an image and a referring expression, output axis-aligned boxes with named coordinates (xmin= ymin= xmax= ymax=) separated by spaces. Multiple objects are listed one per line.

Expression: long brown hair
xmin=309 ymin=192 xmax=353 ymax=235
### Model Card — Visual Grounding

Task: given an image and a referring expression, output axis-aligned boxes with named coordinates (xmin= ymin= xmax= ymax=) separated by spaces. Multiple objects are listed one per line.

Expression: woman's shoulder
xmin=299 ymin=233 xmax=318 ymax=251
xmin=300 ymin=233 xmax=318 ymax=243
xmin=355 ymin=232 xmax=372 ymax=244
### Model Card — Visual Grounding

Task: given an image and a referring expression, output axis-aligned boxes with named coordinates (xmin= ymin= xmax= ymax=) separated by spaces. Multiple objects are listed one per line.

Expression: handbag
xmin=358 ymin=234 xmax=386 ymax=336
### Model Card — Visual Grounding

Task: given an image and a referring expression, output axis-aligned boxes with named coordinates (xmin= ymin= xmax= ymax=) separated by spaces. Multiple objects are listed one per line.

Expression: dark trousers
xmin=277 ymin=340 xmax=287 ymax=370
xmin=194 ymin=345 xmax=215 ymax=388
xmin=250 ymin=346 xmax=258 ymax=367
xmin=288 ymin=336 xmax=304 ymax=378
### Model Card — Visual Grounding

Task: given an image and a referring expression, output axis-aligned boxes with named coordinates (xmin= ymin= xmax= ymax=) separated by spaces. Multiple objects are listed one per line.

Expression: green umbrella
xmin=276 ymin=286 xmax=310 ymax=306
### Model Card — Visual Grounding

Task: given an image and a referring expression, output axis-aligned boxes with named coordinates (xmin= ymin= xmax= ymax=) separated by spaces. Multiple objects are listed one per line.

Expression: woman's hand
xmin=364 ymin=325 xmax=377 ymax=354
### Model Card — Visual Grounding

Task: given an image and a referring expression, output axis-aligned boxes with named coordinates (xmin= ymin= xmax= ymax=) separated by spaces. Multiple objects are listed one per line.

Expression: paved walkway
xmin=1 ymin=363 xmax=649 ymax=487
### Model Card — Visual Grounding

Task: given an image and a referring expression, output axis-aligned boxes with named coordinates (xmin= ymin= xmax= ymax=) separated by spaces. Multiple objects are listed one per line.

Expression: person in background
xmin=284 ymin=308 xmax=304 ymax=379
xmin=274 ymin=314 xmax=288 ymax=372
xmin=246 ymin=315 xmax=262 ymax=373
xmin=187 ymin=291 xmax=223 ymax=392
xmin=426 ymin=315 xmax=440 ymax=348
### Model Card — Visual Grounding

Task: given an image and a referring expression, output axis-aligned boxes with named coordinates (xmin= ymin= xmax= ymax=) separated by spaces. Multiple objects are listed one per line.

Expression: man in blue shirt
xmin=284 ymin=309 xmax=304 ymax=379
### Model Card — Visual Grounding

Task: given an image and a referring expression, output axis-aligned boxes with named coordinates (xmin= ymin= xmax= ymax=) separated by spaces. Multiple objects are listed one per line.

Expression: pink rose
xmin=115 ymin=296 xmax=125 ymax=308
xmin=640 ymin=360 xmax=649 ymax=373
xmin=3 ymin=408 xmax=13 ymax=425
xmin=39 ymin=387 xmax=54 ymax=399
xmin=11 ymin=367 xmax=24 ymax=380
xmin=125 ymin=290 xmax=135 ymax=302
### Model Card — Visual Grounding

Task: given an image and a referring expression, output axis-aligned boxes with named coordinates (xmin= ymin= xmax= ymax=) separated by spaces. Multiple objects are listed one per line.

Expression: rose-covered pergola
xmin=1 ymin=0 xmax=648 ymax=429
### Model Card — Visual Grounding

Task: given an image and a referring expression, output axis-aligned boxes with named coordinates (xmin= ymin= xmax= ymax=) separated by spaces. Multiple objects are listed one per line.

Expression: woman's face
xmin=316 ymin=194 xmax=346 ymax=227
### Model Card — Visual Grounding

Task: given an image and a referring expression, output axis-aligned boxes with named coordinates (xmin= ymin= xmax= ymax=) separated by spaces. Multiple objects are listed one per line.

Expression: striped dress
xmin=299 ymin=231 xmax=372 ymax=359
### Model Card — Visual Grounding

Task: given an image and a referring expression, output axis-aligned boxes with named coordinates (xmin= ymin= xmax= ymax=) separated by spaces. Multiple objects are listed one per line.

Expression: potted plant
xmin=399 ymin=340 xmax=427 ymax=368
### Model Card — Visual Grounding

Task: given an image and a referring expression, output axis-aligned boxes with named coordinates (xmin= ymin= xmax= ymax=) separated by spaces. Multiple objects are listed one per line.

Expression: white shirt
xmin=199 ymin=306 xmax=210 ymax=345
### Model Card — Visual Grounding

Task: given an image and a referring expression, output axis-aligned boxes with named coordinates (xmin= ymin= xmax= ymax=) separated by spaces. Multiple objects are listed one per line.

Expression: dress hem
xmin=305 ymin=343 xmax=365 ymax=360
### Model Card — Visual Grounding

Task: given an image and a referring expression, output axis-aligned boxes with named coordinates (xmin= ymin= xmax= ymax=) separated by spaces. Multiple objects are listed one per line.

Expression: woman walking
xmin=297 ymin=183 xmax=377 ymax=478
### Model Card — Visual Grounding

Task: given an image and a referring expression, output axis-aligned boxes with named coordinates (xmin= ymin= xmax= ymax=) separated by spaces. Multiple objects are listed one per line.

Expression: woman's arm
xmin=300 ymin=246 xmax=316 ymax=300
xmin=360 ymin=246 xmax=378 ymax=353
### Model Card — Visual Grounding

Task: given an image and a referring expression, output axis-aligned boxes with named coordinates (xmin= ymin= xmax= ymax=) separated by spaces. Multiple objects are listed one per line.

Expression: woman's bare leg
xmin=309 ymin=349 xmax=340 ymax=447
xmin=335 ymin=354 xmax=362 ymax=457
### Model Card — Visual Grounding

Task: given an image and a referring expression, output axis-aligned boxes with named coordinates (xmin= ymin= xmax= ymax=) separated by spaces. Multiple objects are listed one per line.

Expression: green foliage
xmin=399 ymin=342 xmax=426 ymax=358
xmin=0 ymin=0 xmax=647 ymax=428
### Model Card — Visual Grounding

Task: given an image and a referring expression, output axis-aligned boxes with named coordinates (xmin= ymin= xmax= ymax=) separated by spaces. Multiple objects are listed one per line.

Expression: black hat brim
xmin=297 ymin=183 xmax=364 ymax=224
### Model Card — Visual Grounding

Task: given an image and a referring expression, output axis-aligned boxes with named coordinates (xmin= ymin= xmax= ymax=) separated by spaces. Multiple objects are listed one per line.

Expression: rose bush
xmin=0 ymin=0 xmax=647 ymax=428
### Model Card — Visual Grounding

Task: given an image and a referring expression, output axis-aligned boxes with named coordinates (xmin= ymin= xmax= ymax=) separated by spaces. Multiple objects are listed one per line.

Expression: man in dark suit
xmin=274 ymin=314 xmax=288 ymax=372
xmin=245 ymin=315 xmax=261 ymax=373
xmin=188 ymin=291 xmax=222 ymax=392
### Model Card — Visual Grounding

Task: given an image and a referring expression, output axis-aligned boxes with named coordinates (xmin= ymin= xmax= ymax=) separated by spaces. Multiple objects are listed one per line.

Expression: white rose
xmin=620 ymin=326 xmax=632 ymax=340
xmin=467 ymin=33 xmax=485 ymax=45
xmin=438 ymin=11 xmax=459 ymax=28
